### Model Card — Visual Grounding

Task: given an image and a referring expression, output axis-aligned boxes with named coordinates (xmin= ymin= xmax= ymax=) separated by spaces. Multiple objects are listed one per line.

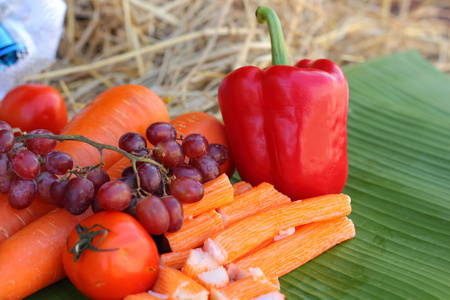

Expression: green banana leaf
xmin=26 ymin=50 xmax=450 ymax=299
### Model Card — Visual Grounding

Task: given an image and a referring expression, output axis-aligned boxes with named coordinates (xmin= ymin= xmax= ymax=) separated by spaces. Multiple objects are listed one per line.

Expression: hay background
xmin=25 ymin=0 xmax=449 ymax=120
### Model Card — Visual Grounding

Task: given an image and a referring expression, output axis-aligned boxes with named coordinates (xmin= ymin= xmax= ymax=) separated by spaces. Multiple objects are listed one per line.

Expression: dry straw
xmin=25 ymin=0 xmax=450 ymax=119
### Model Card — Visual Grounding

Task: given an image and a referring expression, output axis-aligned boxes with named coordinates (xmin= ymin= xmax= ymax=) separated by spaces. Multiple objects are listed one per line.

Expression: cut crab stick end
xmin=182 ymin=173 xmax=234 ymax=220
xmin=234 ymin=217 xmax=356 ymax=278
xmin=232 ymin=181 xmax=253 ymax=196
xmin=151 ymin=266 xmax=209 ymax=300
xmin=165 ymin=210 xmax=224 ymax=252
xmin=251 ymin=291 xmax=286 ymax=300
xmin=217 ymin=182 xmax=291 ymax=227
xmin=160 ymin=249 xmax=192 ymax=270
xmin=205 ymin=194 xmax=351 ymax=264
xmin=181 ymin=248 xmax=220 ymax=281
xmin=197 ymin=266 xmax=230 ymax=291
xmin=210 ymin=267 xmax=280 ymax=300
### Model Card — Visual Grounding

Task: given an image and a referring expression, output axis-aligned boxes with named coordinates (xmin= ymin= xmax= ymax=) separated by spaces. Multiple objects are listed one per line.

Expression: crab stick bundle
xmin=234 ymin=217 xmax=356 ymax=279
xmin=182 ymin=173 xmax=233 ymax=221
xmin=204 ymin=194 xmax=351 ymax=264
xmin=217 ymin=182 xmax=291 ymax=227
xmin=151 ymin=266 xmax=209 ymax=300
xmin=181 ymin=248 xmax=219 ymax=281
xmin=232 ymin=181 xmax=252 ymax=196
xmin=160 ymin=249 xmax=192 ymax=270
xmin=210 ymin=268 xmax=280 ymax=300
xmin=165 ymin=210 xmax=224 ymax=252
xmin=197 ymin=266 xmax=230 ymax=291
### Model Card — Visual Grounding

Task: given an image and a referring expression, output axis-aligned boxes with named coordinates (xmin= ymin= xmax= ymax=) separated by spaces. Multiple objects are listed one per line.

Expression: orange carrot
xmin=204 ymin=194 xmax=352 ymax=264
xmin=234 ymin=217 xmax=355 ymax=279
xmin=0 ymin=85 xmax=169 ymax=243
xmin=210 ymin=267 xmax=280 ymax=300
xmin=151 ymin=266 xmax=209 ymax=300
xmin=171 ymin=112 xmax=235 ymax=177
xmin=232 ymin=181 xmax=252 ymax=196
xmin=160 ymin=249 xmax=192 ymax=270
xmin=217 ymin=182 xmax=291 ymax=227
xmin=182 ymin=173 xmax=233 ymax=220
xmin=165 ymin=210 xmax=224 ymax=252
xmin=56 ymin=84 xmax=169 ymax=169
xmin=0 ymin=196 xmax=55 ymax=244
xmin=0 ymin=208 xmax=93 ymax=299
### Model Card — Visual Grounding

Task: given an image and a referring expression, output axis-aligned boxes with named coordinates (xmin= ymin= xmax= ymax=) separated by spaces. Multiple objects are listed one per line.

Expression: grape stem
xmin=15 ymin=133 xmax=168 ymax=174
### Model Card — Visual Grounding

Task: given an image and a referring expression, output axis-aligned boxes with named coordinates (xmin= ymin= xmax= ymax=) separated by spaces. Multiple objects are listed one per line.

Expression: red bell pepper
xmin=218 ymin=6 xmax=348 ymax=200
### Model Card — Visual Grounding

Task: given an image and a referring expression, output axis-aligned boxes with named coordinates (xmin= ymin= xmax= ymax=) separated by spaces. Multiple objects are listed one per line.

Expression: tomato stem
xmin=67 ymin=224 xmax=118 ymax=262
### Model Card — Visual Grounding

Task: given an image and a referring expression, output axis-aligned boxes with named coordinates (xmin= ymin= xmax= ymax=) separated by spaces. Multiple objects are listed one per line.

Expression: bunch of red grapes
xmin=0 ymin=120 xmax=229 ymax=236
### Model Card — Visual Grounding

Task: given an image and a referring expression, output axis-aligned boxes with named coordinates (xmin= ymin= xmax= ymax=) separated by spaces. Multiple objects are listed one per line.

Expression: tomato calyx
xmin=67 ymin=224 xmax=118 ymax=262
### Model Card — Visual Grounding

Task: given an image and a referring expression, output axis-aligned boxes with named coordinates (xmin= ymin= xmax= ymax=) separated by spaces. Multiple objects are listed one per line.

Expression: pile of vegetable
xmin=0 ymin=6 xmax=355 ymax=300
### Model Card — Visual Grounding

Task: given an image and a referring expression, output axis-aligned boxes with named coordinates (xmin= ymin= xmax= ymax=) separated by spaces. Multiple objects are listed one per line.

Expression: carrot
xmin=0 ymin=196 xmax=55 ymax=244
xmin=160 ymin=249 xmax=192 ymax=270
xmin=171 ymin=112 xmax=235 ymax=177
xmin=165 ymin=210 xmax=224 ymax=252
xmin=0 ymin=208 xmax=93 ymax=299
xmin=0 ymin=85 xmax=169 ymax=243
xmin=217 ymin=182 xmax=291 ymax=227
xmin=182 ymin=173 xmax=234 ymax=220
xmin=210 ymin=267 xmax=279 ymax=300
xmin=204 ymin=194 xmax=352 ymax=264
xmin=56 ymin=84 xmax=169 ymax=169
xmin=233 ymin=217 xmax=356 ymax=279
xmin=151 ymin=266 xmax=209 ymax=300
xmin=232 ymin=181 xmax=252 ymax=196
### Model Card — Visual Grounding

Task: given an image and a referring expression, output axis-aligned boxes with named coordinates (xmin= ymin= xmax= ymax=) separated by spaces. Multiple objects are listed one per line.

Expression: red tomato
xmin=62 ymin=211 xmax=159 ymax=300
xmin=0 ymin=83 xmax=68 ymax=134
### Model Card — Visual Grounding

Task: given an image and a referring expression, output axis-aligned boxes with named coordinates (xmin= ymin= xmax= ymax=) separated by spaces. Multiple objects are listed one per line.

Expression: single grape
xmin=137 ymin=163 xmax=162 ymax=193
xmin=25 ymin=129 xmax=57 ymax=155
xmin=97 ymin=180 xmax=132 ymax=211
xmin=91 ymin=197 xmax=105 ymax=214
xmin=0 ymin=154 xmax=8 ymax=175
xmin=182 ymin=133 xmax=209 ymax=159
xmin=136 ymin=195 xmax=170 ymax=235
xmin=35 ymin=172 xmax=58 ymax=204
xmin=146 ymin=122 xmax=177 ymax=146
xmin=118 ymin=132 xmax=147 ymax=153
xmin=8 ymin=178 xmax=37 ymax=209
xmin=86 ymin=167 xmax=110 ymax=192
xmin=161 ymin=195 xmax=184 ymax=232
xmin=172 ymin=165 xmax=203 ymax=183
xmin=49 ymin=179 xmax=68 ymax=208
xmin=191 ymin=154 xmax=221 ymax=182
xmin=7 ymin=143 xmax=25 ymax=161
xmin=0 ymin=165 xmax=16 ymax=193
xmin=122 ymin=196 xmax=139 ymax=218
xmin=121 ymin=165 xmax=135 ymax=177
xmin=153 ymin=139 xmax=185 ymax=168
xmin=169 ymin=177 xmax=204 ymax=203
xmin=0 ymin=121 xmax=13 ymax=132
xmin=133 ymin=148 xmax=150 ymax=157
xmin=43 ymin=151 xmax=73 ymax=175
xmin=118 ymin=175 xmax=137 ymax=190
xmin=11 ymin=148 xmax=41 ymax=179
xmin=63 ymin=177 xmax=95 ymax=215
xmin=208 ymin=143 xmax=229 ymax=166
xmin=0 ymin=130 xmax=15 ymax=154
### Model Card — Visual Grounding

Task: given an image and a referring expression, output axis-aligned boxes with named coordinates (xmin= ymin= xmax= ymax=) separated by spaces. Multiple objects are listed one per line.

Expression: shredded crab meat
xmin=274 ymin=227 xmax=296 ymax=241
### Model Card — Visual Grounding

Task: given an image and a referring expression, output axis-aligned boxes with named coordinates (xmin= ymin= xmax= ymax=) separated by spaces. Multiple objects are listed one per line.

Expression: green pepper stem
xmin=256 ymin=6 xmax=289 ymax=66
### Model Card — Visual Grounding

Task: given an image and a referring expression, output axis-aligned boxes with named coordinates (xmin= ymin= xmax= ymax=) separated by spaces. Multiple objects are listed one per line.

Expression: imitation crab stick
xmin=165 ymin=209 xmax=224 ymax=252
xmin=232 ymin=181 xmax=253 ymax=196
xmin=197 ymin=266 xmax=230 ymax=291
xmin=204 ymin=194 xmax=352 ymax=264
xmin=217 ymin=182 xmax=291 ymax=227
xmin=124 ymin=291 xmax=169 ymax=300
xmin=234 ymin=217 xmax=356 ymax=279
xmin=0 ymin=208 xmax=93 ymax=300
xmin=0 ymin=196 xmax=55 ymax=244
xmin=160 ymin=249 xmax=192 ymax=270
xmin=210 ymin=267 xmax=279 ymax=300
xmin=151 ymin=266 xmax=209 ymax=300
xmin=182 ymin=173 xmax=234 ymax=220
xmin=181 ymin=248 xmax=220 ymax=281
